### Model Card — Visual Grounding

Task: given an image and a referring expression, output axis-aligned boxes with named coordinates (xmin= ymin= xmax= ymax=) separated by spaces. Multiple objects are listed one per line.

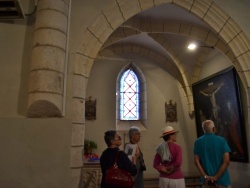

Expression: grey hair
xmin=128 ymin=126 xmax=140 ymax=139
xmin=202 ymin=120 xmax=215 ymax=133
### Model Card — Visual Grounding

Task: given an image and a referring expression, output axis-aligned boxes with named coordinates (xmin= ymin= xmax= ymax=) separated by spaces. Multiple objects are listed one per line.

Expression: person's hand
xmin=157 ymin=168 xmax=166 ymax=174
xmin=165 ymin=165 xmax=174 ymax=174
xmin=204 ymin=176 xmax=217 ymax=186
xmin=158 ymin=166 xmax=174 ymax=175
xmin=209 ymin=176 xmax=218 ymax=183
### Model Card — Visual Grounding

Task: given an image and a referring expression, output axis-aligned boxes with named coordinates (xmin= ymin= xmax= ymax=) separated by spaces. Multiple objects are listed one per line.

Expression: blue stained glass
xmin=120 ymin=69 xmax=139 ymax=120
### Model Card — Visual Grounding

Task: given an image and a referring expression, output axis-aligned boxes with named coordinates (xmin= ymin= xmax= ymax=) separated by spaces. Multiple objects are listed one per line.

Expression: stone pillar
xmin=70 ymin=53 xmax=91 ymax=187
xmin=27 ymin=0 xmax=69 ymax=117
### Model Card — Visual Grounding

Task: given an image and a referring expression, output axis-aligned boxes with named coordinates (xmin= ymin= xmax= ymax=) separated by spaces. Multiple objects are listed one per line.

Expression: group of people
xmin=100 ymin=126 xmax=145 ymax=188
xmin=100 ymin=119 xmax=231 ymax=188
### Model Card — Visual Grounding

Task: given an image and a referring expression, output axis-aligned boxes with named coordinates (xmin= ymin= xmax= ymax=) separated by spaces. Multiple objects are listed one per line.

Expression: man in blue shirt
xmin=194 ymin=120 xmax=231 ymax=187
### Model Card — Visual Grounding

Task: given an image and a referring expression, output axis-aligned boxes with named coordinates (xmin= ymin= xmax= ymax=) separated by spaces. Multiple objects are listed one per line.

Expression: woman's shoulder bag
xmin=106 ymin=151 xmax=134 ymax=188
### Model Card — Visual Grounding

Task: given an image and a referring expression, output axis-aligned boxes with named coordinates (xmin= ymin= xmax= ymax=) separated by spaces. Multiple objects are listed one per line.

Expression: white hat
xmin=160 ymin=126 xmax=179 ymax=138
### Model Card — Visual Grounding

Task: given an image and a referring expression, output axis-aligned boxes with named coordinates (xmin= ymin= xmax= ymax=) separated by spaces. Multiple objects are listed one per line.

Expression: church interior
xmin=0 ymin=0 xmax=250 ymax=187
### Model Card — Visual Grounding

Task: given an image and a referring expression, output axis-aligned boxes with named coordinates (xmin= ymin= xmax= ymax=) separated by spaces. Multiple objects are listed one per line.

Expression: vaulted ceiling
xmin=97 ymin=4 xmax=230 ymax=88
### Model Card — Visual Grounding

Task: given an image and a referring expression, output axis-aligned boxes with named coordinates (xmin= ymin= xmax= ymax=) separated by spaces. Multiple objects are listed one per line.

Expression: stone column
xmin=27 ymin=0 xmax=69 ymax=118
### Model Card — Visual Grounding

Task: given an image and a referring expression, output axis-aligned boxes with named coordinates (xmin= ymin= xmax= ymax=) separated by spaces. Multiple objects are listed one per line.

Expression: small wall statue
xmin=85 ymin=96 xmax=96 ymax=120
xmin=165 ymin=100 xmax=177 ymax=122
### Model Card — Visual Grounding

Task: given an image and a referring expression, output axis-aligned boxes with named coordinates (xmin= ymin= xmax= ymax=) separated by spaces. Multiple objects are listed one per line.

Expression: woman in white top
xmin=124 ymin=126 xmax=146 ymax=188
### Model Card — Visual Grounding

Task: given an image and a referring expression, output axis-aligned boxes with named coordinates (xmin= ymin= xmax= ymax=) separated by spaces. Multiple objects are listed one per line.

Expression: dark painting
xmin=192 ymin=67 xmax=248 ymax=163
xmin=85 ymin=96 xmax=96 ymax=120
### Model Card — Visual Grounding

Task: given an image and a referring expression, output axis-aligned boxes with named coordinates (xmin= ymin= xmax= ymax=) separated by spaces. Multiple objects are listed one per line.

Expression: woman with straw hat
xmin=153 ymin=126 xmax=185 ymax=188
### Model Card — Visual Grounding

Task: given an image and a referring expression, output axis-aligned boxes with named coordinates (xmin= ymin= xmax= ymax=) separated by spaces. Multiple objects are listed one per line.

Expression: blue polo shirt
xmin=194 ymin=133 xmax=231 ymax=186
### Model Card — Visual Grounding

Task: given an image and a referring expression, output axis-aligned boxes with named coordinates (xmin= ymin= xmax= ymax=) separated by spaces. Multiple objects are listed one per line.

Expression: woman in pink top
xmin=153 ymin=126 xmax=185 ymax=188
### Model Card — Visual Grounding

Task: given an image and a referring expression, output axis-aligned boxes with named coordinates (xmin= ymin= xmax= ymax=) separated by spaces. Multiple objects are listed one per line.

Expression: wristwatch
xmin=204 ymin=175 xmax=208 ymax=179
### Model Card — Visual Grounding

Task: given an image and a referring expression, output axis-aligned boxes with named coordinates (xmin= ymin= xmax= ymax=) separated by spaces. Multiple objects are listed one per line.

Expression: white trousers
xmin=159 ymin=177 xmax=185 ymax=188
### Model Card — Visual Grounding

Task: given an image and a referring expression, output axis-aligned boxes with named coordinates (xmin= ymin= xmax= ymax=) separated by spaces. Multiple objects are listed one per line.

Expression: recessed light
xmin=188 ymin=43 xmax=197 ymax=50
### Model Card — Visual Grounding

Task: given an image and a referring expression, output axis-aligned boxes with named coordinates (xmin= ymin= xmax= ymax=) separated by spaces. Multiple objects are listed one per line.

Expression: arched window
xmin=120 ymin=69 xmax=139 ymax=120
xmin=116 ymin=63 xmax=147 ymax=130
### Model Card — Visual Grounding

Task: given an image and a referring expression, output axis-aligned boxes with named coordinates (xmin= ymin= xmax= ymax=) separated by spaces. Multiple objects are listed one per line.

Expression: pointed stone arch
xmin=74 ymin=0 xmax=250 ymax=115
xmin=71 ymin=0 xmax=250 ymax=186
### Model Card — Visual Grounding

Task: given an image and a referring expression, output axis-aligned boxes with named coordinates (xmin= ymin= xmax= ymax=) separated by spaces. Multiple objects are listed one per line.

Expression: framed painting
xmin=192 ymin=67 xmax=248 ymax=163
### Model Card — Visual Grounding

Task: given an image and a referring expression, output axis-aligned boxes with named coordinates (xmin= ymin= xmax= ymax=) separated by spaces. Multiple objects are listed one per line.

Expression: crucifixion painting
xmin=192 ymin=67 xmax=248 ymax=163
xmin=200 ymin=82 xmax=224 ymax=120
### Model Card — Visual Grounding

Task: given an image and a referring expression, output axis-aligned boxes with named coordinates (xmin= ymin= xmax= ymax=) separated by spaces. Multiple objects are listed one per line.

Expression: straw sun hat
xmin=160 ymin=126 xmax=179 ymax=138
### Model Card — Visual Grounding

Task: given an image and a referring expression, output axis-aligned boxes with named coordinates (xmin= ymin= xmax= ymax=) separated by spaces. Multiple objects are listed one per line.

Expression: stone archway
xmin=70 ymin=0 xmax=250 ymax=186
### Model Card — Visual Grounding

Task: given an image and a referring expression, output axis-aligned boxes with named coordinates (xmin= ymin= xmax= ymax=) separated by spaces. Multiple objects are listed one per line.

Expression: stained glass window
xmin=120 ymin=69 xmax=139 ymax=120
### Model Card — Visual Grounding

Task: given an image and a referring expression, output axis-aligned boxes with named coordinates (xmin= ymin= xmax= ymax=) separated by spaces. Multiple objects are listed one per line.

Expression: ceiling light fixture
xmin=188 ymin=43 xmax=197 ymax=50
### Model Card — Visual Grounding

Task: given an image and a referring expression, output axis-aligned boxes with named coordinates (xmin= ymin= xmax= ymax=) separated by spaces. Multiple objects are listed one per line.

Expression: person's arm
xmin=194 ymin=155 xmax=208 ymax=180
xmin=171 ymin=145 xmax=182 ymax=169
xmin=153 ymin=153 xmax=173 ymax=175
xmin=210 ymin=152 xmax=230 ymax=182
xmin=194 ymin=153 xmax=230 ymax=183
xmin=153 ymin=153 xmax=163 ymax=170
xmin=153 ymin=153 xmax=167 ymax=173
xmin=164 ymin=145 xmax=182 ymax=175
xmin=214 ymin=83 xmax=224 ymax=94
xmin=200 ymin=90 xmax=208 ymax=96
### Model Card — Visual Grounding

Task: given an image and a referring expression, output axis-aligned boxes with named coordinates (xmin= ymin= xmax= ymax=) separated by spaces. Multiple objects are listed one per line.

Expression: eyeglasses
xmin=113 ymin=135 xmax=122 ymax=141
